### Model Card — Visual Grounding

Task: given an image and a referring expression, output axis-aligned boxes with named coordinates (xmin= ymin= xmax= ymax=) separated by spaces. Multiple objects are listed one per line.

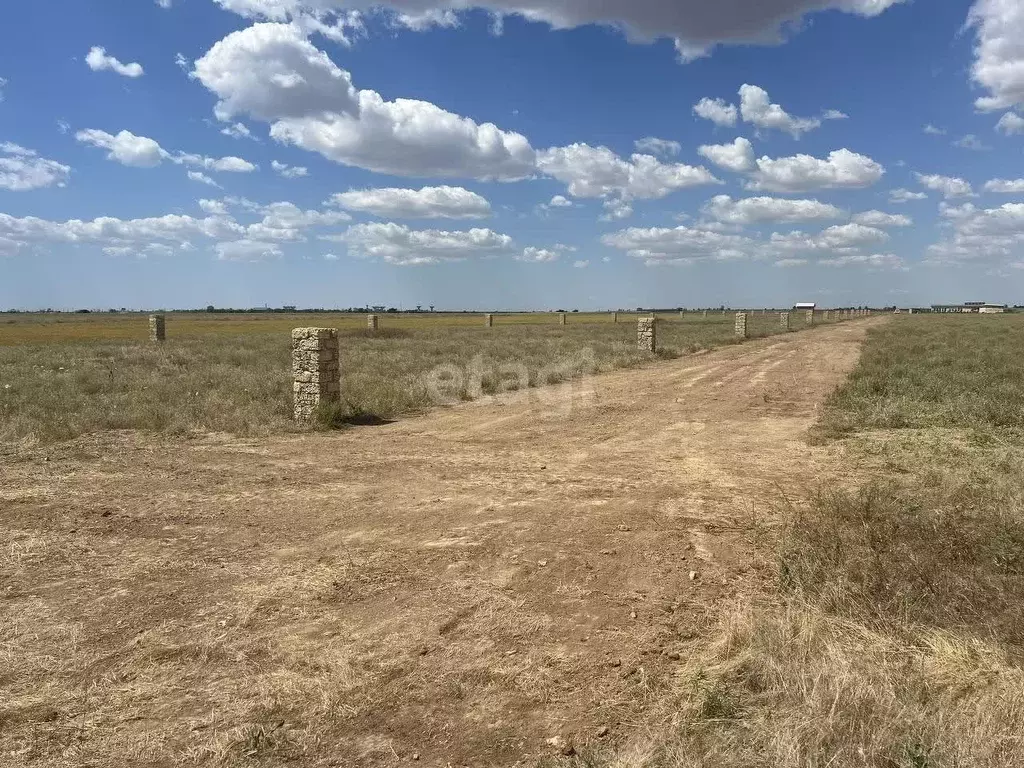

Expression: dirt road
xmin=1 ymin=320 xmax=878 ymax=767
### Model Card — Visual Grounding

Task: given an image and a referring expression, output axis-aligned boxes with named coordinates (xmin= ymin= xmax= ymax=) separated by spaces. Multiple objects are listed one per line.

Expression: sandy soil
xmin=0 ymin=320 xmax=879 ymax=767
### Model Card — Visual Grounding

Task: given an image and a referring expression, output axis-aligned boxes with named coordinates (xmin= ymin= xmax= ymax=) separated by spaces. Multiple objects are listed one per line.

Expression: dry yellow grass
xmin=0 ymin=310 xmax=813 ymax=346
xmin=0 ymin=310 xmax=838 ymax=444
xmin=607 ymin=602 xmax=1024 ymax=768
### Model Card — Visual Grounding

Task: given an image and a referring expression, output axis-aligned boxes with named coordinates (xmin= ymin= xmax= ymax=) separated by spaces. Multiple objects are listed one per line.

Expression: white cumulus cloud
xmin=537 ymin=143 xmax=719 ymax=202
xmin=969 ymin=0 xmax=1024 ymax=111
xmin=76 ymin=129 xmax=164 ymax=167
xmin=634 ymin=137 xmax=681 ymax=157
xmin=889 ymin=188 xmax=928 ymax=203
xmin=851 ymin=210 xmax=912 ymax=227
xmin=985 ymin=178 xmax=1024 ymax=193
xmin=75 ymin=128 xmax=257 ymax=172
xmin=820 ymin=253 xmax=906 ymax=269
xmin=928 ymin=201 xmax=1024 ymax=264
xmin=215 ymin=239 xmax=283 ymax=261
xmin=770 ymin=223 xmax=889 ymax=252
xmin=339 ymin=222 xmax=517 ymax=264
xmin=600 ymin=198 xmax=634 ymax=221
xmin=738 ymin=84 xmax=820 ymax=138
xmin=517 ymin=246 xmax=560 ymax=262
xmin=193 ymin=23 xmax=535 ymax=181
xmin=703 ymin=194 xmax=845 ymax=225
xmin=271 ymin=159 xmax=309 ymax=178
xmin=0 ymin=197 xmax=348 ymax=259
xmin=693 ymin=97 xmax=738 ymax=127
xmin=85 ymin=46 xmax=144 ymax=78
xmin=221 ymin=122 xmax=256 ymax=140
xmin=192 ymin=23 xmax=359 ymax=121
xmin=0 ymin=142 xmax=71 ymax=191
xmin=601 ymin=224 xmax=759 ymax=265
xmin=996 ymin=112 xmax=1024 ymax=135
xmin=746 ymin=148 xmax=884 ymax=193
xmin=915 ymin=173 xmax=976 ymax=199
xmin=187 ymin=171 xmax=221 ymax=188
xmin=953 ymin=134 xmax=990 ymax=151
xmin=327 ymin=186 xmax=492 ymax=219
xmin=698 ymin=137 xmax=755 ymax=173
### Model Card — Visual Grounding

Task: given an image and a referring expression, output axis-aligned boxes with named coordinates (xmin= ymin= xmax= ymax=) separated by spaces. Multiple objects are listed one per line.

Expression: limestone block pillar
xmin=735 ymin=312 xmax=748 ymax=338
xmin=637 ymin=317 xmax=656 ymax=352
xmin=149 ymin=314 xmax=166 ymax=342
xmin=292 ymin=328 xmax=341 ymax=422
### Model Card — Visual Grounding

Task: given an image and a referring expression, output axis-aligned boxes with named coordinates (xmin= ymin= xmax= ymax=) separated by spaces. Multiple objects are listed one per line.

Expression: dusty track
xmin=1 ymin=320 xmax=879 ymax=766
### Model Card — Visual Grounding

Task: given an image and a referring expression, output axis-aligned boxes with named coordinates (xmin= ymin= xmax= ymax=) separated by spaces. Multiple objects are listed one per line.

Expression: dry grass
xmin=0 ymin=310 xmax=825 ymax=346
xmin=604 ymin=603 xmax=1024 ymax=768
xmin=598 ymin=314 xmax=1024 ymax=768
xmin=0 ymin=311 xmax=835 ymax=445
xmin=819 ymin=314 xmax=1024 ymax=435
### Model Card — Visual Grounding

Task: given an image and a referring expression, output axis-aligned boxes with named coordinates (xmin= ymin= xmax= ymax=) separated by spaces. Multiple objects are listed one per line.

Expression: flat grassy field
xmin=635 ymin=314 xmax=1024 ymax=767
xmin=0 ymin=310 xmax=833 ymax=444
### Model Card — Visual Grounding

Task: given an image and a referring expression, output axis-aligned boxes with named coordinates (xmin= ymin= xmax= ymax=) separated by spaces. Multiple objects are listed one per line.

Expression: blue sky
xmin=1 ymin=0 xmax=1023 ymax=310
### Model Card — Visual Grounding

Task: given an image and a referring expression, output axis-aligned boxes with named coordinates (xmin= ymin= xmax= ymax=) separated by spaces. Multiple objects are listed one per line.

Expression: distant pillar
xmin=613 ymin=311 xmax=618 ymax=324
xmin=735 ymin=312 xmax=748 ymax=339
xmin=780 ymin=312 xmax=790 ymax=332
xmin=559 ymin=313 xmax=567 ymax=326
xmin=485 ymin=313 xmax=493 ymax=328
xmin=702 ymin=310 xmax=708 ymax=318
xmin=908 ymin=308 xmax=914 ymax=315
xmin=367 ymin=314 xmax=379 ymax=331
xmin=149 ymin=314 xmax=166 ymax=342
xmin=292 ymin=328 xmax=340 ymax=422
xmin=806 ymin=310 xmax=814 ymax=326
xmin=637 ymin=317 xmax=656 ymax=352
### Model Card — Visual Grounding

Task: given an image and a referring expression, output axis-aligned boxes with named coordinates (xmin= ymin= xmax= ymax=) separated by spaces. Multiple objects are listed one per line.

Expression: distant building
xmin=794 ymin=302 xmax=816 ymax=310
xmin=931 ymin=302 xmax=1007 ymax=314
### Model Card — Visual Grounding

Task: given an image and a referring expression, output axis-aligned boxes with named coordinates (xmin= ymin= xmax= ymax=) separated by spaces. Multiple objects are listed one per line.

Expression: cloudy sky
xmin=1 ymin=0 xmax=1022 ymax=310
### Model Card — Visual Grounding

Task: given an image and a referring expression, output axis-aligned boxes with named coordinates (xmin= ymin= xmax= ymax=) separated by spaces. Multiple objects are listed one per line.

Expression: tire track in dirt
xmin=0 ymin=320 xmax=883 ymax=768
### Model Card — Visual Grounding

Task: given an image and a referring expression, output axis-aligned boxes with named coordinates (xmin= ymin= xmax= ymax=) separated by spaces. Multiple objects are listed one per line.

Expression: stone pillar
xmin=735 ymin=312 xmax=748 ymax=338
xmin=679 ymin=310 xmax=685 ymax=319
xmin=559 ymin=313 xmax=567 ymax=326
xmin=806 ymin=310 xmax=814 ymax=326
xmin=637 ymin=317 xmax=656 ymax=352
xmin=149 ymin=314 xmax=166 ymax=342
xmin=292 ymin=328 xmax=341 ymax=422
xmin=613 ymin=311 xmax=618 ymax=324
xmin=824 ymin=310 xmax=831 ymax=321
xmin=780 ymin=312 xmax=790 ymax=332
xmin=485 ymin=313 xmax=493 ymax=328
xmin=367 ymin=314 xmax=379 ymax=332
xmin=909 ymin=308 xmax=914 ymax=315
xmin=702 ymin=310 xmax=708 ymax=318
